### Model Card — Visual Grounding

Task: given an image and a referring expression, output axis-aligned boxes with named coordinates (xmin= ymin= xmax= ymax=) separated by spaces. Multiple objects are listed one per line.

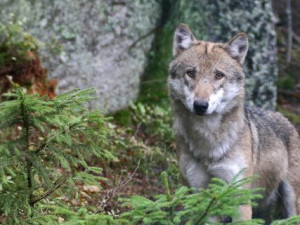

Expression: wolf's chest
xmin=179 ymin=148 xmax=246 ymax=189
xmin=178 ymin=120 xmax=234 ymax=161
xmin=176 ymin=117 xmax=246 ymax=187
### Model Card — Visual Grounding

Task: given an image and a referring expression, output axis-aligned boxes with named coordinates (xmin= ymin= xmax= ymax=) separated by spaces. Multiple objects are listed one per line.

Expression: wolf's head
xmin=168 ymin=24 xmax=248 ymax=116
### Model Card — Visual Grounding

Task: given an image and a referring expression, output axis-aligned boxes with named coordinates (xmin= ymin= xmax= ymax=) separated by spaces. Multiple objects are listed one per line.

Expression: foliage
xmin=0 ymin=20 xmax=57 ymax=99
xmin=120 ymin=171 xmax=261 ymax=225
xmin=111 ymin=101 xmax=179 ymax=190
xmin=120 ymin=172 xmax=300 ymax=225
xmin=39 ymin=204 xmax=127 ymax=225
xmin=130 ymin=102 xmax=174 ymax=143
xmin=0 ymin=19 xmax=38 ymax=67
xmin=0 ymin=88 xmax=299 ymax=224
xmin=277 ymin=106 xmax=300 ymax=126
xmin=277 ymin=76 xmax=297 ymax=90
xmin=113 ymin=102 xmax=174 ymax=142
xmin=0 ymin=88 xmax=115 ymax=224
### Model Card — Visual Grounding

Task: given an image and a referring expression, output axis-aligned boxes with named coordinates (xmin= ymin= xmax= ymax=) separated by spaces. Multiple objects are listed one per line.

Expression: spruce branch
xmin=195 ymin=195 xmax=216 ymax=225
xmin=20 ymin=90 xmax=34 ymax=209
xmin=161 ymin=171 xmax=174 ymax=221
xmin=0 ymin=88 xmax=114 ymax=223
xmin=34 ymin=121 xmax=79 ymax=155
xmin=30 ymin=175 xmax=69 ymax=205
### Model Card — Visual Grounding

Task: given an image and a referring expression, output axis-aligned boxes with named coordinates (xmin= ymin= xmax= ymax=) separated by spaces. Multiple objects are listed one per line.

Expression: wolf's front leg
xmin=239 ymin=205 xmax=252 ymax=220
xmin=178 ymin=151 xmax=210 ymax=189
xmin=208 ymin=160 xmax=252 ymax=221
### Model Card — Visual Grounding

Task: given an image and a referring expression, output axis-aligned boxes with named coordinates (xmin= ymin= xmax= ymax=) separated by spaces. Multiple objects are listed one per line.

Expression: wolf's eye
xmin=215 ymin=70 xmax=225 ymax=80
xmin=186 ymin=69 xmax=196 ymax=78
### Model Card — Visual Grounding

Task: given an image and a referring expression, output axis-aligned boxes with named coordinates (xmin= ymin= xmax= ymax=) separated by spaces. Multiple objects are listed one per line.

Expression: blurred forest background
xmin=0 ymin=0 xmax=300 ymax=224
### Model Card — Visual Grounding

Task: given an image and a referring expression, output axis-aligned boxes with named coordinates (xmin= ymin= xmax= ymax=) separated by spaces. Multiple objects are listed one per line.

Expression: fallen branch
xmin=30 ymin=175 xmax=69 ymax=205
xmin=99 ymin=160 xmax=140 ymax=211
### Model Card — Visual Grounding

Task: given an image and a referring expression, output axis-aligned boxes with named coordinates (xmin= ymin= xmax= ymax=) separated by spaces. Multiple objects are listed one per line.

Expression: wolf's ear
xmin=173 ymin=24 xmax=196 ymax=57
xmin=225 ymin=33 xmax=248 ymax=64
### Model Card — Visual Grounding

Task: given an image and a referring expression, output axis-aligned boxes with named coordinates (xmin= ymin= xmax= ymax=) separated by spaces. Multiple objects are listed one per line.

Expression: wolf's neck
xmin=172 ymin=100 xmax=245 ymax=161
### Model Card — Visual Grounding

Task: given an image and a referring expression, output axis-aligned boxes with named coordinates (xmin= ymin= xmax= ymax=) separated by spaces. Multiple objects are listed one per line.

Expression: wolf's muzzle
xmin=193 ymin=100 xmax=208 ymax=115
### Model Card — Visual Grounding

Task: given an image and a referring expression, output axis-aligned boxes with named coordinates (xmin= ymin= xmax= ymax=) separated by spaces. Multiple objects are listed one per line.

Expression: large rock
xmin=0 ymin=0 xmax=160 ymax=113
xmin=143 ymin=0 xmax=277 ymax=110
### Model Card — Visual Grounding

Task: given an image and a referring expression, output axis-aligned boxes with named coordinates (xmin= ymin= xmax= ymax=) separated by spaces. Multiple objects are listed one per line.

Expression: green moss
xmin=138 ymin=27 xmax=173 ymax=104
xmin=138 ymin=1 xmax=172 ymax=104
xmin=277 ymin=77 xmax=296 ymax=90
xmin=277 ymin=106 xmax=300 ymax=126
xmin=112 ymin=108 xmax=132 ymax=126
xmin=0 ymin=21 xmax=38 ymax=67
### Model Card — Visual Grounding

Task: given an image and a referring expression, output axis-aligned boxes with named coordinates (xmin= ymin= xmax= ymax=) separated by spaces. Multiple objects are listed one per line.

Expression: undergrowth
xmin=0 ymin=19 xmax=38 ymax=67
xmin=0 ymin=19 xmax=57 ymax=100
xmin=0 ymin=88 xmax=116 ymax=224
xmin=1 ymin=88 xmax=300 ymax=224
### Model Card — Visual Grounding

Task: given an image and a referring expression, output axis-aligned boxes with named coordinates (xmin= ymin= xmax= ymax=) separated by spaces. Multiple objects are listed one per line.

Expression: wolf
xmin=168 ymin=23 xmax=300 ymax=223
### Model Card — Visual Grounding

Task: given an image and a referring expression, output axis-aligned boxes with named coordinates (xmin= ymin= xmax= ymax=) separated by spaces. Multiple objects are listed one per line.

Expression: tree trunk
xmin=286 ymin=0 xmax=293 ymax=65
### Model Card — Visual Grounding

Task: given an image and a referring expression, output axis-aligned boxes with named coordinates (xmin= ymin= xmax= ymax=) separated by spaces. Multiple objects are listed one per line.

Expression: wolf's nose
xmin=193 ymin=100 xmax=208 ymax=115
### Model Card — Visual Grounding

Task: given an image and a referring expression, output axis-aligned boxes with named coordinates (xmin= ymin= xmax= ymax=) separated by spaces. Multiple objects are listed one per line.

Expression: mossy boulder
xmin=0 ymin=0 xmax=160 ymax=113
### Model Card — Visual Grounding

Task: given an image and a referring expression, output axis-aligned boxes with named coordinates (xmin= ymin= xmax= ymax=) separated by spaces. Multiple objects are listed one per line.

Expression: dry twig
xmin=99 ymin=160 xmax=140 ymax=211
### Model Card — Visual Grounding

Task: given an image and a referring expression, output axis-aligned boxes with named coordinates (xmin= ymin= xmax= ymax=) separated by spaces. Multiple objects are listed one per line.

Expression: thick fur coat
xmin=168 ymin=24 xmax=300 ymax=223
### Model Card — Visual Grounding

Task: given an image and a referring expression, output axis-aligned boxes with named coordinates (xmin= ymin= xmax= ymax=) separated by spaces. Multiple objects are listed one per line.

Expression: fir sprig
xmin=0 ymin=88 xmax=114 ymax=224
xmin=120 ymin=172 xmax=300 ymax=225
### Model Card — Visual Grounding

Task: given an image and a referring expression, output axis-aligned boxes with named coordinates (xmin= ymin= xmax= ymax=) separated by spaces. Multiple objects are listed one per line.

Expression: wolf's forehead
xmin=196 ymin=41 xmax=224 ymax=54
xmin=177 ymin=41 xmax=226 ymax=62
xmin=173 ymin=46 xmax=225 ymax=70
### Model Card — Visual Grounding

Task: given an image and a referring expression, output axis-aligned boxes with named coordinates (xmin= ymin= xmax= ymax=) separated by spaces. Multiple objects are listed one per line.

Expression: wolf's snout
xmin=193 ymin=100 xmax=208 ymax=115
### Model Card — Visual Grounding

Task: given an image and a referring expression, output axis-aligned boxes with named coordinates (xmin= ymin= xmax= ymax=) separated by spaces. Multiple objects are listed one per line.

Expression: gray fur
xmin=169 ymin=24 xmax=300 ymax=222
xmin=278 ymin=180 xmax=297 ymax=218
